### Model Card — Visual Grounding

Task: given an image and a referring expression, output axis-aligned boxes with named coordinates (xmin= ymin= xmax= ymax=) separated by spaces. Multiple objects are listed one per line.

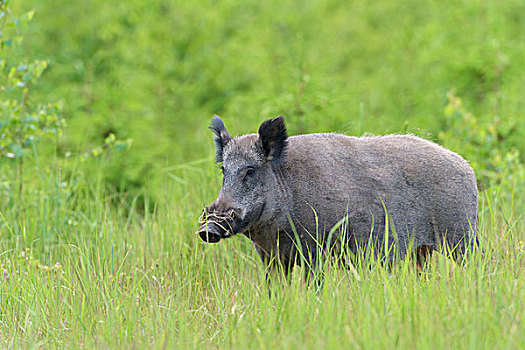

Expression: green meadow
xmin=1 ymin=0 xmax=524 ymax=348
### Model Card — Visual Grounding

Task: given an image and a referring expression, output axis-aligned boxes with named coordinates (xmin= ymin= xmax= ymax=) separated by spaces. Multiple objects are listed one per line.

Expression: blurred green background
xmin=2 ymin=1 xmax=525 ymax=347
xmin=8 ymin=0 xmax=525 ymax=201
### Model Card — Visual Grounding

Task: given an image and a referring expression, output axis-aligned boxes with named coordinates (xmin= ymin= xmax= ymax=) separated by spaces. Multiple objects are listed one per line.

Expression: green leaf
xmin=25 ymin=10 xmax=34 ymax=22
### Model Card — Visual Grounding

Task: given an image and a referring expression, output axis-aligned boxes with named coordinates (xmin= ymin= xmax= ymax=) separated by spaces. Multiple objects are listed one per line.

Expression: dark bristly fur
xmin=209 ymin=115 xmax=232 ymax=164
xmin=198 ymin=116 xmax=479 ymax=278
xmin=258 ymin=116 xmax=288 ymax=162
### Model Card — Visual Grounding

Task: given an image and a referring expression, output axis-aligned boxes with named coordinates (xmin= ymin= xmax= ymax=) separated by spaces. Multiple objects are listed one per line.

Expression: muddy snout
xmin=197 ymin=208 xmax=237 ymax=243
xmin=197 ymin=221 xmax=223 ymax=243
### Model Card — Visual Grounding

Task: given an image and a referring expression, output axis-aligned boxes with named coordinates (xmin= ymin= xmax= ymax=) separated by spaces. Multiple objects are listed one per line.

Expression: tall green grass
xmin=1 ymin=158 xmax=523 ymax=349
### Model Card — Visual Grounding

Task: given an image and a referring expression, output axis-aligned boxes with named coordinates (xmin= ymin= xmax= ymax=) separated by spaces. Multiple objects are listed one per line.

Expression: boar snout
xmin=198 ymin=222 xmax=223 ymax=243
xmin=197 ymin=206 xmax=240 ymax=243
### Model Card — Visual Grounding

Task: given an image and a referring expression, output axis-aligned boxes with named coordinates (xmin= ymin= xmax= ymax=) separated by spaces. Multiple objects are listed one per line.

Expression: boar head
xmin=197 ymin=115 xmax=287 ymax=243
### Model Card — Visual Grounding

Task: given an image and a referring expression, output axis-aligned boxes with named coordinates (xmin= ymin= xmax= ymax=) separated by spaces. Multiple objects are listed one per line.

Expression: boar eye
xmin=245 ymin=167 xmax=255 ymax=177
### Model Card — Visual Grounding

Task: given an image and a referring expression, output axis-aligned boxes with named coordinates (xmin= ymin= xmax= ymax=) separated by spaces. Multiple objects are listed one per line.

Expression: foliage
xmin=77 ymin=132 xmax=133 ymax=160
xmin=0 ymin=0 xmax=133 ymax=209
xmin=0 ymin=1 xmax=65 ymax=206
xmin=0 ymin=3 xmax=65 ymax=159
xmin=9 ymin=0 xmax=525 ymax=199
xmin=439 ymin=90 xmax=525 ymax=189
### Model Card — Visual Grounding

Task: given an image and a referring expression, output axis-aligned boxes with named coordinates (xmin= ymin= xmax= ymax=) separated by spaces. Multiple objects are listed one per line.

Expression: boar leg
xmin=416 ymin=245 xmax=433 ymax=271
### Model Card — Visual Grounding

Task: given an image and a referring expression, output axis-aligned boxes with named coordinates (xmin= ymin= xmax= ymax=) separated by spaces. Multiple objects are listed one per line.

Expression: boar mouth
xmin=196 ymin=210 xmax=235 ymax=243
xmin=196 ymin=204 xmax=265 ymax=243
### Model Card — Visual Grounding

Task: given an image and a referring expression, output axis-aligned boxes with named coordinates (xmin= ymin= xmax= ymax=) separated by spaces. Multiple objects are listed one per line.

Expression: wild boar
xmin=197 ymin=116 xmax=478 ymax=276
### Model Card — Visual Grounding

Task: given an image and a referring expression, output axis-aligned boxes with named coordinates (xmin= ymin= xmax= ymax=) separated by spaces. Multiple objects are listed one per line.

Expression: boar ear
xmin=209 ymin=115 xmax=233 ymax=163
xmin=258 ymin=116 xmax=288 ymax=162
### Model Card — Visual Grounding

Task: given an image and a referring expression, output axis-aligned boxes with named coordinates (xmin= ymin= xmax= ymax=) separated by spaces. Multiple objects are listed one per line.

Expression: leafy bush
xmin=0 ymin=2 xmax=64 ymax=207
xmin=0 ymin=1 xmax=131 ymax=211
xmin=438 ymin=90 xmax=524 ymax=189
xmin=12 ymin=0 xmax=525 ymax=201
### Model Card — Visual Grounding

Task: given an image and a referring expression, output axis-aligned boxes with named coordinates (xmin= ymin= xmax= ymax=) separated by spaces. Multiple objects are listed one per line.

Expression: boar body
xmin=198 ymin=117 xmax=478 ymax=274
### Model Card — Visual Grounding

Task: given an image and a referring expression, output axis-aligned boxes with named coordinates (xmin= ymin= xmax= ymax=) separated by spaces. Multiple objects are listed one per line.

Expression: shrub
xmin=438 ymin=90 xmax=524 ymax=190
